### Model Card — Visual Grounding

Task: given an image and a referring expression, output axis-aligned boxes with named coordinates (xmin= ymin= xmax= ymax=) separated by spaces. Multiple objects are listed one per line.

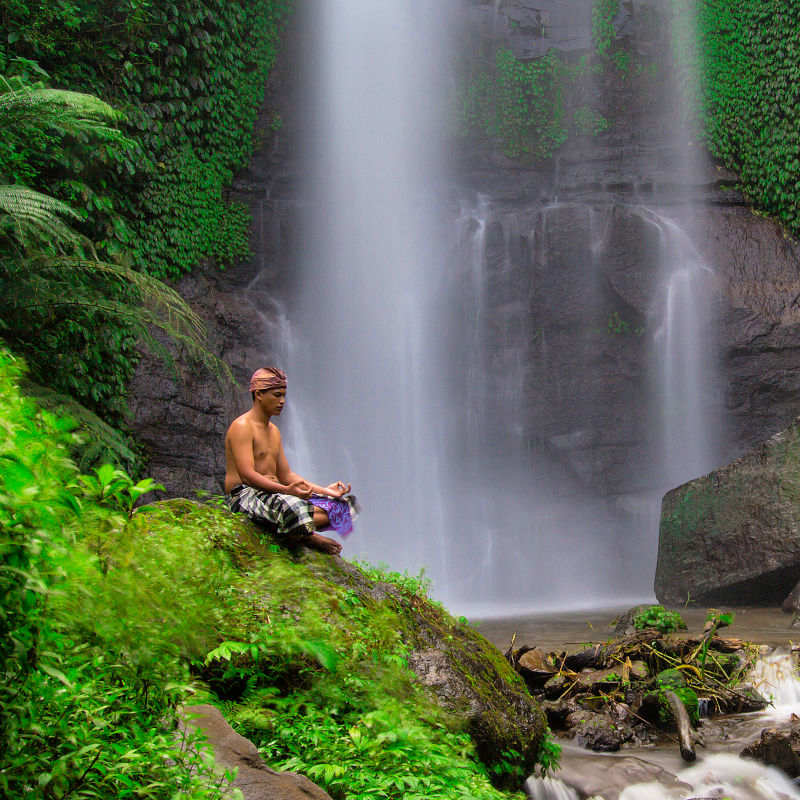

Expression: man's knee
xmin=312 ymin=507 xmax=329 ymax=528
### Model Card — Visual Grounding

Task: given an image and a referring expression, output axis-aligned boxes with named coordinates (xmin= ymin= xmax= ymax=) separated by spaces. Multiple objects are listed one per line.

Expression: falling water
xmin=646 ymin=209 xmax=722 ymax=486
xmin=286 ymin=0 xmax=451 ymax=584
xmin=647 ymin=0 xmax=723 ymax=487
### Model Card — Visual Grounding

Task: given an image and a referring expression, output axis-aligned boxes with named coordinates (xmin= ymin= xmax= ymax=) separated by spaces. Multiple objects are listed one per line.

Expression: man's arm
xmin=228 ymin=421 xmax=309 ymax=496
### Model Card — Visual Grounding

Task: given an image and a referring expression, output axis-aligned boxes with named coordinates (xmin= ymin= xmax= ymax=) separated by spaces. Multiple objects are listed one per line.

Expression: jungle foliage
xmin=0 ymin=350 xmax=537 ymax=799
xmin=0 ymin=348 xmax=230 ymax=799
xmin=0 ymin=0 xmax=290 ymax=280
xmin=686 ymin=0 xmax=800 ymax=234
xmin=0 ymin=0 xmax=288 ymax=440
xmin=448 ymin=0 xmax=625 ymax=161
xmin=0 ymin=79 xmax=225 ymax=467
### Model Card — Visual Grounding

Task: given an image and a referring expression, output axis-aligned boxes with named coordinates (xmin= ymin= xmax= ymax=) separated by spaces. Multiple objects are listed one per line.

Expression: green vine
xmin=686 ymin=0 xmax=800 ymax=233
xmin=591 ymin=0 xmax=620 ymax=59
xmin=0 ymin=0 xmax=292 ymax=279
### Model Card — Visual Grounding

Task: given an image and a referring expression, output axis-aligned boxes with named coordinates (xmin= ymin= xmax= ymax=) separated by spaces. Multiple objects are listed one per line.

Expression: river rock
xmin=566 ymin=709 xmax=635 ymax=752
xmin=741 ymin=725 xmax=800 ymax=778
xmin=180 ymin=704 xmax=333 ymax=800
xmin=532 ymin=751 xmax=691 ymax=800
xmin=655 ymin=418 xmax=800 ymax=606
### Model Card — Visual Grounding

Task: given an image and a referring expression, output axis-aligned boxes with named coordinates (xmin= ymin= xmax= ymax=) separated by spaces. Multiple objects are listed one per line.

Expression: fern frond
xmin=0 ymin=80 xmax=130 ymax=148
xmin=2 ymin=261 xmax=232 ymax=385
xmin=0 ymin=185 xmax=86 ymax=253
xmin=20 ymin=379 xmax=140 ymax=470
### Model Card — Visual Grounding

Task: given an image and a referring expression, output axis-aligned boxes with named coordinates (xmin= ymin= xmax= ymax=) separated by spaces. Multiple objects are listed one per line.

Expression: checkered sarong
xmin=226 ymin=484 xmax=315 ymax=542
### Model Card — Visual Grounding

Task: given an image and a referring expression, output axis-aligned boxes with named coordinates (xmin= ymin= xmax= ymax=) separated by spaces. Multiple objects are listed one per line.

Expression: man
xmin=224 ymin=367 xmax=357 ymax=555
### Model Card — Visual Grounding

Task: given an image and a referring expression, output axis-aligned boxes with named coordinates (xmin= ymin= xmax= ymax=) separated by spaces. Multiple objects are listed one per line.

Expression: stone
xmin=565 ymin=709 xmax=634 ymax=752
xmin=180 ymin=704 xmax=333 ymax=800
xmin=655 ymin=418 xmax=800 ymax=606
xmin=610 ymin=605 xmax=652 ymax=636
xmin=529 ymin=751 xmax=691 ymax=800
xmin=782 ymin=580 xmax=800 ymax=614
xmin=741 ymin=725 xmax=800 ymax=778
xmin=151 ymin=501 xmax=546 ymax=789
xmin=516 ymin=647 xmax=556 ymax=689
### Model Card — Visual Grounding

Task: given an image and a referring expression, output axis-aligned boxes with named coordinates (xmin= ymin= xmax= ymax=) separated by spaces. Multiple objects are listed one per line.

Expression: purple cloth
xmin=308 ymin=495 xmax=356 ymax=537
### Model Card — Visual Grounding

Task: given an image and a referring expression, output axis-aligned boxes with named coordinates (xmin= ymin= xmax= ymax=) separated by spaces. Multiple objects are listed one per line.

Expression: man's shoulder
xmin=226 ymin=411 xmax=254 ymax=437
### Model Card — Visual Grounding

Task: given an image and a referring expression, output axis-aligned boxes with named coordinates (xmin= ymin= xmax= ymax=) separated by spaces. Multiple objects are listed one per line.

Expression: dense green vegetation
xmin=0 ymin=349 xmax=546 ymax=798
xmin=0 ymin=348 xmax=226 ymax=798
xmin=689 ymin=0 xmax=800 ymax=234
xmin=450 ymin=46 xmax=609 ymax=161
xmin=0 ymin=0 xmax=289 ymax=441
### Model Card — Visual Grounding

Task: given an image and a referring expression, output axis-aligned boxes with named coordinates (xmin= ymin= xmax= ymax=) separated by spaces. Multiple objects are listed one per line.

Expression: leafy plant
xmin=0 ymin=348 xmax=229 ymax=798
xmin=682 ymin=0 xmax=800 ymax=234
xmin=633 ymin=605 xmax=687 ymax=634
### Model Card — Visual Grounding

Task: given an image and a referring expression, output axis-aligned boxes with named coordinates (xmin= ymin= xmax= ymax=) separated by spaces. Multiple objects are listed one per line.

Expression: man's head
xmin=249 ymin=367 xmax=288 ymax=417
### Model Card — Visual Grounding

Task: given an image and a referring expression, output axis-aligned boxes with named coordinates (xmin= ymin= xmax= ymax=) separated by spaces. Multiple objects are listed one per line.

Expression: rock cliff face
xmin=128 ymin=0 xmax=800 ymax=519
xmin=655 ymin=418 xmax=800 ymax=606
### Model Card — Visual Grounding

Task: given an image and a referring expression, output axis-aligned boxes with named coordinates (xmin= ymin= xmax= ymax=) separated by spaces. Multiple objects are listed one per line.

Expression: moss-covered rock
xmin=655 ymin=417 xmax=800 ymax=606
xmin=141 ymin=499 xmax=546 ymax=790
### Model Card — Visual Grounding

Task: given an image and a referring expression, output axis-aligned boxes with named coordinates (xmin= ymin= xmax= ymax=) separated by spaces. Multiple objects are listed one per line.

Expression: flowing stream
xmin=526 ymin=650 xmax=800 ymax=800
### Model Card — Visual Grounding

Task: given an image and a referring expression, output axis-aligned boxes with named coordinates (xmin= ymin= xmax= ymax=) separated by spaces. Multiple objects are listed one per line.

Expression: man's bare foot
xmin=307 ymin=532 xmax=342 ymax=555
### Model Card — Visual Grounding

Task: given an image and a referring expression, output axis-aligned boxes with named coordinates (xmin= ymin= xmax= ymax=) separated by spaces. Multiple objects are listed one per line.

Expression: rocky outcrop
xmin=741 ymin=725 xmax=800 ymax=779
xmin=181 ymin=704 xmax=333 ymax=800
xmin=655 ymin=418 xmax=800 ymax=606
xmin=148 ymin=499 xmax=546 ymax=785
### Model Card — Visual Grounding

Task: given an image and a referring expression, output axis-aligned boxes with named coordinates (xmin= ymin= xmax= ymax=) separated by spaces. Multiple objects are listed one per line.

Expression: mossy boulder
xmin=141 ymin=499 xmax=546 ymax=788
xmin=656 ymin=417 xmax=800 ymax=606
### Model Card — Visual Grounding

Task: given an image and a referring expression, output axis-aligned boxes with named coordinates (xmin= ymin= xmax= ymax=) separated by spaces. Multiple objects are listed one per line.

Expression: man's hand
xmin=325 ymin=481 xmax=351 ymax=498
xmin=287 ymin=479 xmax=312 ymax=498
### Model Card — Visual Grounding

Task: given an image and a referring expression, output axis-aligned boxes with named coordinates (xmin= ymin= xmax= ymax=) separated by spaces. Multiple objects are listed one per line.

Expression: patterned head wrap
xmin=249 ymin=367 xmax=287 ymax=393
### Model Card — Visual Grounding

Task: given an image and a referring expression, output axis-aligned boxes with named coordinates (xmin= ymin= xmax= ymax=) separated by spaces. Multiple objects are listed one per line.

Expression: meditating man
xmin=224 ymin=367 xmax=358 ymax=555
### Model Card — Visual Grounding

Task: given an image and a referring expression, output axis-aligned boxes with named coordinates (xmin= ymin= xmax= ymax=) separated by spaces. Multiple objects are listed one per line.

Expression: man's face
xmin=257 ymin=388 xmax=286 ymax=415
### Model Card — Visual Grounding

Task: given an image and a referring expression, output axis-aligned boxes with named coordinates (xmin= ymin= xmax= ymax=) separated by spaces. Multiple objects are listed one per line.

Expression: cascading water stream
xmin=526 ymin=652 xmax=800 ymax=800
xmin=645 ymin=208 xmax=722 ymax=487
xmin=286 ymin=0 xmax=452 ymax=587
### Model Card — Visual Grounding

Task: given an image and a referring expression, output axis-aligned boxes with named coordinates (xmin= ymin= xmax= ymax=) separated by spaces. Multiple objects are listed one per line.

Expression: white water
xmin=272 ymin=0 xmax=722 ymax=610
xmin=646 ymin=208 xmax=723 ymax=487
xmin=286 ymin=0 xmax=452 ymax=587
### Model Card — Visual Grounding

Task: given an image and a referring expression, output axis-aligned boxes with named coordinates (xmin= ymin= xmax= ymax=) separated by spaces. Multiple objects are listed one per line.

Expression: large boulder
xmin=655 ymin=418 xmax=800 ymax=606
xmin=145 ymin=499 xmax=546 ymax=787
xmin=741 ymin=725 xmax=800 ymax=778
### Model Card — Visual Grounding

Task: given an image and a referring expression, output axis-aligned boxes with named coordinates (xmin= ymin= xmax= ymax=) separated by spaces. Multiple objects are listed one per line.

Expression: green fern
xmin=0 ymin=81 xmax=232 ymax=389
xmin=20 ymin=379 xmax=140 ymax=470
xmin=0 ymin=78 xmax=128 ymax=153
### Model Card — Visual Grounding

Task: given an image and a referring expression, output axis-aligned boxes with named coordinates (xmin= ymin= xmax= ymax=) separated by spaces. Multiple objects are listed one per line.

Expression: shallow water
xmin=470 ymin=605 xmax=799 ymax=654
xmin=476 ymin=606 xmax=800 ymax=799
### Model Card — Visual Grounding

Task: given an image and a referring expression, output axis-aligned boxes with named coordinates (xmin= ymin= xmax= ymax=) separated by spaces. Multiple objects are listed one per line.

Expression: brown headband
xmin=249 ymin=367 xmax=287 ymax=392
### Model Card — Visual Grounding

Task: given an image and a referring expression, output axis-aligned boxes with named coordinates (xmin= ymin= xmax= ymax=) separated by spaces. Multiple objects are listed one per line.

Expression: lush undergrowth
xmin=1 ymin=347 xmax=533 ymax=799
xmin=0 ymin=0 xmax=290 ymax=432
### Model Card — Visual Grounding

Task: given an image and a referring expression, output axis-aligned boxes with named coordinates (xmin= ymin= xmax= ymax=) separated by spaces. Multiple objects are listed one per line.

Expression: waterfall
xmin=646 ymin=208 xmax=722 ymax=487
xmin=286 ymin=0 xmax=452 ymax=585
xmin=647 ymin=0 xmax=724 ymax=488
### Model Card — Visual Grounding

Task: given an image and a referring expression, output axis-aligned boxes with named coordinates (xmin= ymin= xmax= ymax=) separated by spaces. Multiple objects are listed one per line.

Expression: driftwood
xmin=663 ymin=689 xmax=696 ymax=762
xmin=510 ymin=618 xmax=764 ymax=760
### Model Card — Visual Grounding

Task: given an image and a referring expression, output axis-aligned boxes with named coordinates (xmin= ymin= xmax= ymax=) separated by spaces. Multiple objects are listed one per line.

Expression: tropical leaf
xmin=20 ymin=379 xmax=140 ymax=470
xmin=0 ymin=78 xmax=129 ymax=149
xmin=0 ymin=185 xmax=84 ymax=252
